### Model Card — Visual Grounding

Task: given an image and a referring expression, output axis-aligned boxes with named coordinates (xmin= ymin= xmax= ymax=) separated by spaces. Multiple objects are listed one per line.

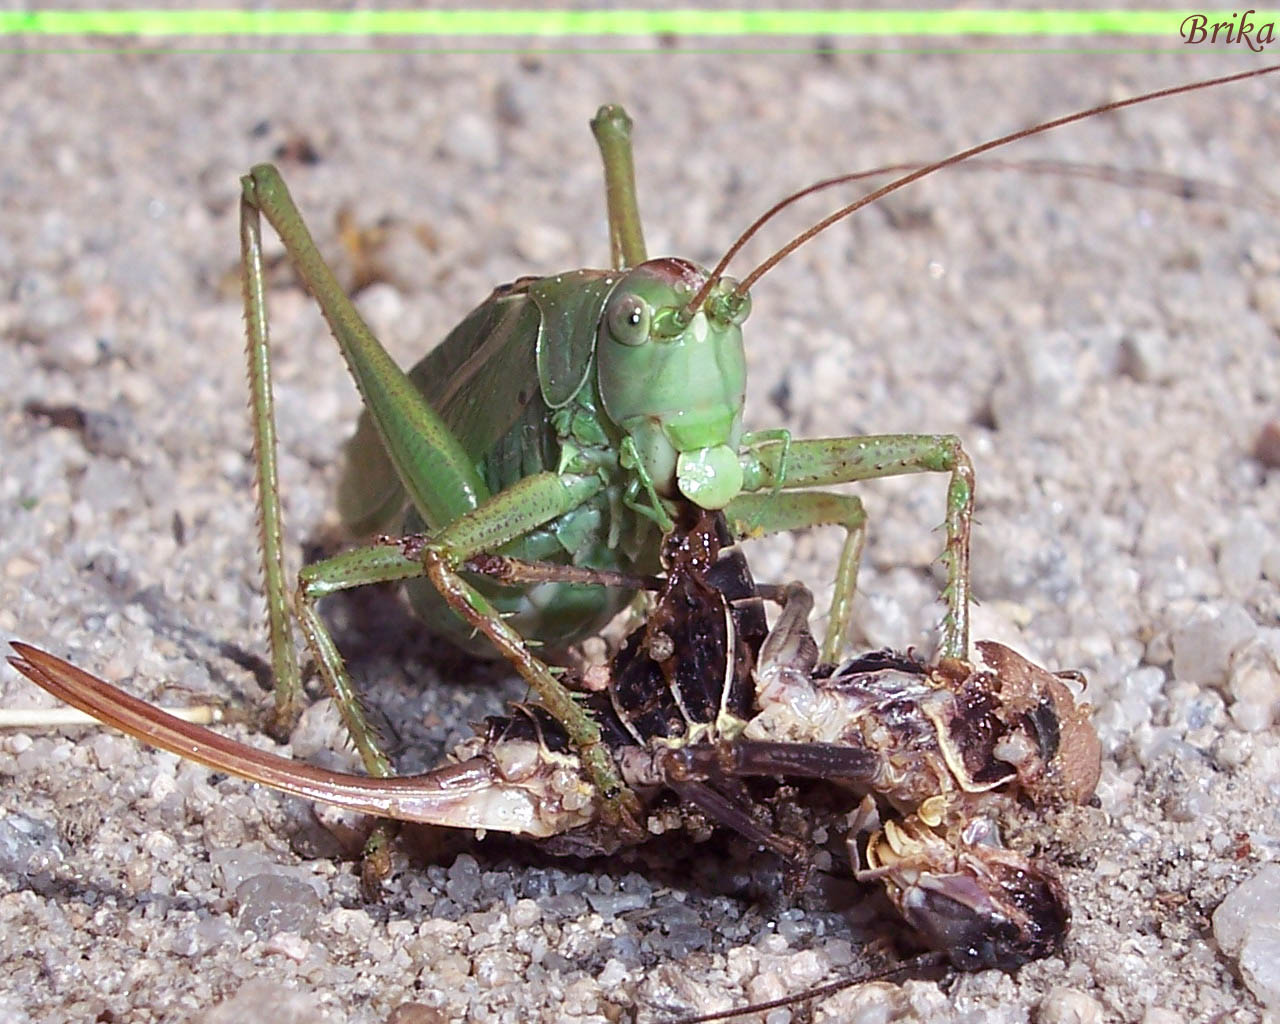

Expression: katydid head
xmin=864 ymin=814 xmax=1071 ymax=971
xmin=597 ymin=257 xmax=751 ymax=510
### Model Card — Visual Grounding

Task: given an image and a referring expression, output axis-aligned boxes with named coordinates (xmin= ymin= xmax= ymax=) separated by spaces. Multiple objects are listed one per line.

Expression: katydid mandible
xmin=239 ymin=64 xmax=1277 ymax=838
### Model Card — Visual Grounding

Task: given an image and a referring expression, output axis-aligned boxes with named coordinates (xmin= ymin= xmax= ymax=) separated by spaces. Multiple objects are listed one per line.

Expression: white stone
xmin=1171 ymin=604 xmax=1257 ymax=688
xmin=1217 ymin=518 xmax=1271 ymax=595
xmin=1213 ymin=865 xmax=1280 ymax=1008
xmin=1039 ymin=987 xmax=1105 ymax=1024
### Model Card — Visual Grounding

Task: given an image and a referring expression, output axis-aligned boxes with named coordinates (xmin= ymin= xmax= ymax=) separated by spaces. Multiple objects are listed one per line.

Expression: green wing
xmin=337 ymin=271 xmax=614 ymax=535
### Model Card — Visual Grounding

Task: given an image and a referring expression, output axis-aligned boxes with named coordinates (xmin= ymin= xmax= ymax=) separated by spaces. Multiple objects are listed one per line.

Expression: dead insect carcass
xmin=9 ymin=511 xmax=1099 ymax=974
xmin=716 ymin=585 xmax=1102 ymax=969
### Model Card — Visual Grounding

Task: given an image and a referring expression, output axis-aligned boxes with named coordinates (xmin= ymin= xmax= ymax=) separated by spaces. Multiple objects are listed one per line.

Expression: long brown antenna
xmin=684 ymin=62 xmax=1280 ymax=314
xmin=665 ymin=950 xmax=945 ymax=1024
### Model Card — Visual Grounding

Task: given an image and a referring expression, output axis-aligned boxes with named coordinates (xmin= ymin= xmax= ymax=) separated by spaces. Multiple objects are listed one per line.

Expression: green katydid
xmin=235 ymin=63 xmax=1277 ymax=839
xmin=240 ymin=122 xmax=967 ymax=834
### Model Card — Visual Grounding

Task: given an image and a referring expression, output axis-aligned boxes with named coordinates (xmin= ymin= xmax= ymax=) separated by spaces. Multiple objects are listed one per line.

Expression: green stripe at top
xmin=0 ymin=10 xmax=1221 ymax=38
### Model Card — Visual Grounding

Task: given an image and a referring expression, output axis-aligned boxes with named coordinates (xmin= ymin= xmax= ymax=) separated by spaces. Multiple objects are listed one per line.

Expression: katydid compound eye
xmin=606 ymin=294 xmax=651 ymax=346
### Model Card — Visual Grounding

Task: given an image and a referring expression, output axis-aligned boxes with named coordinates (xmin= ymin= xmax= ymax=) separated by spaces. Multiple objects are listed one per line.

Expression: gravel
xmin=3 ymin=44 xmax=1279 ymax=1024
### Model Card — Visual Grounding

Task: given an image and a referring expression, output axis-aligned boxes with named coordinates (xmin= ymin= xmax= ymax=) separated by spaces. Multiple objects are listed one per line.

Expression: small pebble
xmin=597 ymin=958 xmax=628 ymax=987
xmin=494 ymin=78 xmax=534 ymax=125
xmin=1238 ymin=923 xmax=1280 ymax=1010
xmin=290 ymin=697 xmax=351 ymax=760
xmin=1263 ymin=545 xmax=1280 ymax=584
xmin=167 ymin=926 xmax=204 ymax=958
xmin=80 ymin=408 xmax=135 ymax=458
xmin=1254 ymin=420 xmax=1280 ymax=468
xmin=235 ymin=874 xmax=321 ymax=939
xmin=1250 ymin=279 xmax=1280 ymax=333
xmin=264 ymin=931 xmax=311 ymax=962
xmin=1213 ymin=864 xmax=1280 ymax=952
xmin=1171 ymin=605 xmax=1257 ymax=688
xmin=212 ymin=848 xmax=280 ymax=892
xmin=1217 ymin=518 xmax=1271 ymax=595
xmin=1038 ymin=986 xmax=1104 ymax=1024
xmin=0 ymin=813 xmax=63 ymax=875
xmin=445 ymin=853 xmax=482 ymax=906
xmin=440 ymin=113 xmax=500 ymax=168
xmin=509 ymin=898 xmax=540 ymax=928
xmin=541 ymin=893 xmax=587 ymax=919
xmin=1164 ymin=780 xmax=1212 ymax=823
xmin=585 ymin=891 xmax=650 ymax=920
xmin=1117 ymin=330 xmax=1169 ymax=383
xmin=198 ymin=977 xmax=330 ymax=1022
xmin=1227 ymin=643 xmax=1279 ymax=730
xmin=1213 ymin=864 xmax=1280 ymax=1008
xmin=89 ymin=732 xmax=134 ymax=770
xmin=607 ymin=934 xmax=639 ymax=961
xmin=1211 ymin=730 xmax=1253 ymax=769
xmin=387 ymin=1006 xmax=448 ymax=1024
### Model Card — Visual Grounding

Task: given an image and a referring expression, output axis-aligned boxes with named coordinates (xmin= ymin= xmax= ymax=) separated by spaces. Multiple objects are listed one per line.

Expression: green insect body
xmin=337 ymin=259 xmax=751 ymax=657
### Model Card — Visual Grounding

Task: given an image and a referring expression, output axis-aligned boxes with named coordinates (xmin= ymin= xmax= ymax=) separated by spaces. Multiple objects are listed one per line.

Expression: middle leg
xmin=738 ymin=433 xmax=975 ymax=662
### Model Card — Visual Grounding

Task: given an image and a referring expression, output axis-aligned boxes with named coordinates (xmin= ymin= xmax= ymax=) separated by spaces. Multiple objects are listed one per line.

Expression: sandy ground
xmin=1 ymin=40 xmax=1278 ymax=1024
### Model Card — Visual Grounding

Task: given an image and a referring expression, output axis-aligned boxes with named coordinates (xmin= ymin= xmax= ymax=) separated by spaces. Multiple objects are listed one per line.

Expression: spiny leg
xmin=418 ymin=471 xmax=645 ymax=835
xmin=290 ymin=543 xmax=434 ymax=886
xmin=725 ymin=491 xmax=866 ymax=664
xmin=739 ymin=434 xmax=974 ymax=661
xmin=241 ymin=176 xmax=411 ymax=876
xmin=240 ymin=182 xmax=304 ymax=733
xmin=421 ymin=549 xmax=642 ymax=836
xmin=240 ymin=165 xmax=488 ymax=535
xmin=461 ymin=550 xmax=661 ymax=592
xmin=292 ymin=544 xmax=431 ymax=779
xmin=590 ymin=105 xmax=647 ymax=270
xmin=291 ymin=532 xmax=614 ymax=786
xmin=290 ymin=469 xmax=643 ymax=832
xmin=240 ymin=163 xmax=494 ymax=767
xmin=240 ymin=166 xmax=640 ymax=830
